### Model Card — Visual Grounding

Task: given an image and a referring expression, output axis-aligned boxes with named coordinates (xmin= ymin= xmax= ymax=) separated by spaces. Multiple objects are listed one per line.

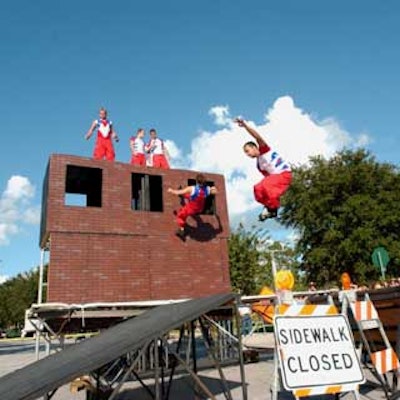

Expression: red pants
xmin=176 ymin=203 xmax=202 ymax=228
xmin=130 ymin=153 xmax=146 ymax=166
xmin=93 ymin=136 xmax=115 ymax=161
xmin=152 ymin=154 xmax=170 ymax=169
xmin=253 ymin=171 xmax=292 ymax=209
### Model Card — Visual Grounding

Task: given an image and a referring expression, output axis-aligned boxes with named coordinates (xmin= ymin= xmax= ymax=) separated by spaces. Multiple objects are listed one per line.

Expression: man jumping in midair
xmin=235 ymin=117 xmax=292 ymax=221
xmin=168 ymin=173 xmax=217 ymax=240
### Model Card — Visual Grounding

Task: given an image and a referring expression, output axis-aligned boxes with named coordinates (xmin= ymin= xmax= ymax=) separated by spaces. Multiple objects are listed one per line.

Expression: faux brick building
xmin=39 ymin=154 xmax=231 ymax=303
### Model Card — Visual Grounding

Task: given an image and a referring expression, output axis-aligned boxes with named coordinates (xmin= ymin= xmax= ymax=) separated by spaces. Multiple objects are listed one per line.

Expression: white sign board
xmin=274 ymin=314 xmax=365 ymax=391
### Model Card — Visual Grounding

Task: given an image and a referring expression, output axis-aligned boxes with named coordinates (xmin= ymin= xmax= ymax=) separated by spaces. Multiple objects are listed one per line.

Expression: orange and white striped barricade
xmin=273 ymin=304 xmax=364 ymax=399
xmin=371 ymin=348 xmax=400 ymax=375
xmin=345 ymin=294 xmax=400 ymax=398
xmin=350 ymin=299 xmax=380 ymax=330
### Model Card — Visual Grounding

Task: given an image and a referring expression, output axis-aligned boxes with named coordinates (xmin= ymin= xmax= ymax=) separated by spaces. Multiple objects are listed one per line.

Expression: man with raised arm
xmin=235 ymin=117 xmax=292 ymax=221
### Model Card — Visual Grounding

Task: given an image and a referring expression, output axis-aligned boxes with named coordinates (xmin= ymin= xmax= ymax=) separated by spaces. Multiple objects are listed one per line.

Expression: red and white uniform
xmin=97 ymin=119 xmax=112 ymax=138
xmin=146 ymin=138 xmax=170 ymax=169
xmin=254 ymin=144 xmax=292 ymax=210
xmin=130 ymin=136 xmax=146 ymax=166
xmin=257 ymin=145 xmax=291 ymax=176
xmin=93 ymin=119 xmax=115 ymax=161
xmin=177 ymin=185 xmax=211 ymax=228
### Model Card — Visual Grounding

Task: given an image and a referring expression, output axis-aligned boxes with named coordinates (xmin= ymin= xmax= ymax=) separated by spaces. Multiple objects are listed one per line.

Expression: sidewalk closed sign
xmin=275 ymin=313 xmax=365 ymax=392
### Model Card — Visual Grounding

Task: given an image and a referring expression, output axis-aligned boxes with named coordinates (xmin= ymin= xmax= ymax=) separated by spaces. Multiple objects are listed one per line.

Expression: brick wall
xmin=41 ymin=154 xmax=231 ymax=303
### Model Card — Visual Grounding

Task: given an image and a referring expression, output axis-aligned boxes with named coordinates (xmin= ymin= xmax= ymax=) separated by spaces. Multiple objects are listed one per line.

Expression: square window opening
xmin=65 ymin=165 xmax=102 ymax=207
xmin=187 ymin=179 xmax=216 ymax=215
xmin=132 ymin=173 xmax=163 ymax=212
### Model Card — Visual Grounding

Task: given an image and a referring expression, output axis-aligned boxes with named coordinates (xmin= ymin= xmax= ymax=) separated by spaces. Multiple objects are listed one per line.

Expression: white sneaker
xmin=258 ymin=207 xmax=278 ymax=221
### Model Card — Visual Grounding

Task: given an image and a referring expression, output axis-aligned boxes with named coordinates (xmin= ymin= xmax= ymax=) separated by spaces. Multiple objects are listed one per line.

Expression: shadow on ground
xmin=114 ymin=374 xmax=244 ymax=399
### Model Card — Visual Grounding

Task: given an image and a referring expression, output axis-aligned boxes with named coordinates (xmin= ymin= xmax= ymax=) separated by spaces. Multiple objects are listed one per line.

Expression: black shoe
xmin=175 ymin=229 xmax=186 ymax=241
xmin=258 ymin=207 xmax=278 ymax=222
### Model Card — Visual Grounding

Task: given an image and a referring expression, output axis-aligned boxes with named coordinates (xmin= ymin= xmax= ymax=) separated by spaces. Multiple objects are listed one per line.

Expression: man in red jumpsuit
xmin=235 ymin=117 xmax=292 ymax=221
xmin=168 ymin=173 xmax=217 ymax=240
xmin=145 ymin=128 xmax=170 ymax=168
xmin=130 ymin=128 xmax=146 ymax=166
xmin=85 ymin=107 xmax=119 ymax=161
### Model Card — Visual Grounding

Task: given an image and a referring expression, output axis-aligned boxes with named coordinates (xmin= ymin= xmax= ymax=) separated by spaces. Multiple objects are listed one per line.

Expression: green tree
xmin=228 ymin=224 xmax=299 ymax=294
xmin=0 ymin=267 xmax=43 ymax=329
xmin=228 ymin=224 xmax=265 ymax=295
xmin=280 ymin=149 xmax=400 ymax=286
xmin=267 ymin=241 xmax=304 ymax=291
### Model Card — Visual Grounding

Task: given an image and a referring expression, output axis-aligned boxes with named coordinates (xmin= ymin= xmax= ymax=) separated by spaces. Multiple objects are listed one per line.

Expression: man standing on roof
xmin=168 ymin=173 xmax=217 ymax=240
xmin=235 ymin=117 xmax=292 ymax=221
xmin=85 ymin=107 xmax=119 ymax=161
xmin=145 ymin=128 xmax=170 ymax=168
xmin=130 ymin=128 xmax=146 ymax=166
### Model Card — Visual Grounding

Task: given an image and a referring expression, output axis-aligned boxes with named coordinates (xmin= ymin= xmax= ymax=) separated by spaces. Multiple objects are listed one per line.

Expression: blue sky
xmin=1 ymin=0 xmax=399 ymax=281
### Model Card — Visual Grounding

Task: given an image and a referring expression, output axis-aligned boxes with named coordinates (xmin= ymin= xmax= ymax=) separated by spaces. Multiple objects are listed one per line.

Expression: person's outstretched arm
xmin=234 ymin=118 xmax=267 ymax=147
xmin=168 ymin=186 xmax=193 ymax=196
xmin=85 ymin=120 xmax=97 ymax=140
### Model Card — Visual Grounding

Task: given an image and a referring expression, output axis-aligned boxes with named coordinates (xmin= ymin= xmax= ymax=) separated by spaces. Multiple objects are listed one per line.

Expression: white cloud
xmin=23 ymin=206 xmax=41 ymax=225
xmin=169 ymin=95 xmax=370 ymax=216
xmin=262 ymin=96 xmax=348 ymax=167
xmin=0 ymin=223 xmax=18 ymax=244
xmin=0 ymin=274 xmax=8 ymax=284
xmin=164 ymin=139 xmax=185 ymax=168
xmin=209 ymin=105 xmax=231 ymax=126
xmin=0 ymin=176 xmax=40 ymax=246
xmin=355 ymin=132 xmax=370 ymax=147
xmin=164 ymin=139 xmax=181 ymax=159
xmin=4 ymin=175 xmax=35 ymax=200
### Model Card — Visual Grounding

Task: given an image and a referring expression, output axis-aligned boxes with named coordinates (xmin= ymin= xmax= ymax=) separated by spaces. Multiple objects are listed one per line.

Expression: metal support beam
xmin=38 ymin=249 xmax=46 ymax=305
xmin=166 ymin=346 xmax=217 ymax=400
xmin=108 ymin=340 xmax=154 ymax=400
xmin=190 ymin=320 xmax=197 ymax=374
xmin=199 ymin=317 xmax=233 ymax=400
xmin=154 ymin=338 xmax=161 ymax=400
xmin=164 ymin=325 xmax=185 ymax=399
xmin=233 ymin=299 xmax=248 ymax=400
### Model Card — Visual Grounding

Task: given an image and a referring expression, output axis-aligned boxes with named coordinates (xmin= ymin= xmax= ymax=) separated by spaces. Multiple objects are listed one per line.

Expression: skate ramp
xmin=0 ymin=292 xmax=235 ymax=400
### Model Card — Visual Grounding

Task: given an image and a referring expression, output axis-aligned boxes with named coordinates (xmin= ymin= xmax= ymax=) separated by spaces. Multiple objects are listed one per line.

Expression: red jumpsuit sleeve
xmin=259 ymin=144 xmax=271 ymax=154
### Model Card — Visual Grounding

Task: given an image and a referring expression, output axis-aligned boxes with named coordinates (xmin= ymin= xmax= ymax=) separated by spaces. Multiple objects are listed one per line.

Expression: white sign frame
xmin=274 ymin=314 xmax=365 ymax=391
